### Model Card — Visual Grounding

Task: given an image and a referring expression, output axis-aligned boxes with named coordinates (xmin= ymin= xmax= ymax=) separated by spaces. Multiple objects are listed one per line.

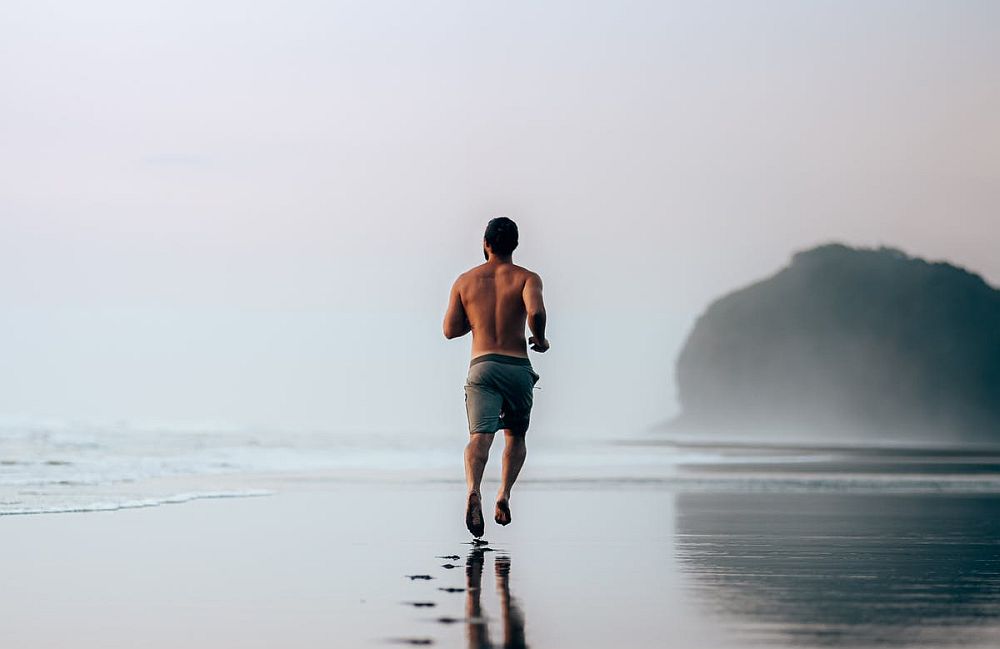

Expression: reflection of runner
xmin=464 ymin=549 xmax=529 ymax=649
xmin=465 ymin=548 xmax=490 ymax=649
xmin=494 ymin=555 xmax=528 ymax=649
xmin=443 ymin=218 xmax=549 ymax=538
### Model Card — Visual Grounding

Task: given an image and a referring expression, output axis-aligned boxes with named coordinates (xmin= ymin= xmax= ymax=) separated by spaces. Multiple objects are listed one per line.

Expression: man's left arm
xmin=443 ymin=279 xmax=471 ymax=339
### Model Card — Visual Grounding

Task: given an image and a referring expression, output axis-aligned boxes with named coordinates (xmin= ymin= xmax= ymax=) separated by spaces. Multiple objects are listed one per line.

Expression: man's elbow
xmin=527 ymin=308 xmax=547 ymax=321
xmin=443 ymin=323 xmax=465 ymax=339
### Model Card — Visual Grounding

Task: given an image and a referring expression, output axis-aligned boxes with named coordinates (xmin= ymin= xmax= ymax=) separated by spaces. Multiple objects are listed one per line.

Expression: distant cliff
xmin=673 ymin=244 xmax=1000 ymax=441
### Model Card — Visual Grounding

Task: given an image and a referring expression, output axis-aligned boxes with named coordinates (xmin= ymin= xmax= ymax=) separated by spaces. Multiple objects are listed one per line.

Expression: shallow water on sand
xmin=389 ymin=492 xmax=1000 ymax=649
xmin=3 ymin=485 xmax=1000 ymax=648
xmin=676 ymin=492 xmax=1000 ymax=648
xmin=5 ymin=424 xmax=1000 ymax=647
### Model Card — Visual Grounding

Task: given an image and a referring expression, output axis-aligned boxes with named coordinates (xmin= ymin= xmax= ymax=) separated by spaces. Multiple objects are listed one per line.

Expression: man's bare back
xmin=442 ymin=217 xmax=548 ymax=538
xmin=443 ymin=261 xmax=548 ymax=358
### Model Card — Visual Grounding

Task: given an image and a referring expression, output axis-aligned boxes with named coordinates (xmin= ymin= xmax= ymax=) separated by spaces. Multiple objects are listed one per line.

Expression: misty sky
xmin=1 ymin=1 xmax=997 ymax=438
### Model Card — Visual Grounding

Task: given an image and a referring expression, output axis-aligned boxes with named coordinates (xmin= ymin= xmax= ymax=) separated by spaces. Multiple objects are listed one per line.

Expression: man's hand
xmin=529 ymin=336 xmax=550 ymax=353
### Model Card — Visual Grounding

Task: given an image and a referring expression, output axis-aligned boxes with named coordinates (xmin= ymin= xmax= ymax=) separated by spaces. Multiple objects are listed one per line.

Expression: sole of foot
xmin=495 ymin=499 xmax=511 ymax=526
xmin=466 ymin=492 xmax=485 ymax=537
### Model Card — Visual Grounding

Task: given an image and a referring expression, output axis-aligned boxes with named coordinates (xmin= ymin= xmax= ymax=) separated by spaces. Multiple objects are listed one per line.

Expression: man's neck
xmin=486 ymin=254 xmax=513 ymax=265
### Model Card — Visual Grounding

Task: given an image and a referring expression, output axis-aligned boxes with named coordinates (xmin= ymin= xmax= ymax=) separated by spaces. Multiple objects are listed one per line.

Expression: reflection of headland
xmin=675 ymin=492 xmax=1000 ymax=647
xmin=465 ymin=548 xmax=529 ymax=649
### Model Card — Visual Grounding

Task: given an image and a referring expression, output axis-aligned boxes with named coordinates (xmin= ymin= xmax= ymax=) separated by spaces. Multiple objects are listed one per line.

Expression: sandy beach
xmin=1 ymin=482 xmax=700 ymax=649
xmin=5 ymin=451 xmax=1000 ymax=649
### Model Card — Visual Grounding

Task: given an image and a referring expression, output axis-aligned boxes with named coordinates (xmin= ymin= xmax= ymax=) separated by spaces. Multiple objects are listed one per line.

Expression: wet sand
xmin=3 ymin=479 xmax=1000 ymax=648
xmin=0 ymin=484 xmax=708 ymax=648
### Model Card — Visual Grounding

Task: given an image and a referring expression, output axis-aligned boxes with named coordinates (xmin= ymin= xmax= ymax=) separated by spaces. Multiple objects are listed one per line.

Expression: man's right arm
xmin=523 ymin=273 xmax=549 ymax=353
xmin=443 ymin=278 xmax=471 ymax=339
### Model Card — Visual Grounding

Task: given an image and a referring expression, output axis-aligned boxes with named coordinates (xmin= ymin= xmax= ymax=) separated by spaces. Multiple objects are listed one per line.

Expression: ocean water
xmin=0 ymin=418 xmax=456 ymax=515
xmin=4 ymin=417 xmax=1000 ymax=515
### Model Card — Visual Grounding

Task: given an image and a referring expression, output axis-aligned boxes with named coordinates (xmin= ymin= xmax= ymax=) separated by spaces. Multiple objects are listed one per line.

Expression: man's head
xmin=483 ymin=217 xmax=519 ymax=260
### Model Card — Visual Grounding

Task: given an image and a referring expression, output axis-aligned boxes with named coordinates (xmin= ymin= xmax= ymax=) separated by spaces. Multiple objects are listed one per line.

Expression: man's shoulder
xmin=515 ymin=265 xmax=541 ymax=282
xmin=457 ymin=263 xmax=488 ymax=279
xmin=454 ymin=264 xmax=488 ymax=287
xmin=457 ymin=263 xmax=540 ymax=284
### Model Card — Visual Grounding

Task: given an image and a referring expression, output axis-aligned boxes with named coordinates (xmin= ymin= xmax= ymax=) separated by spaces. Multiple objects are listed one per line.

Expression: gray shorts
xmin=464 ymin=354 xmax=540 ymax=435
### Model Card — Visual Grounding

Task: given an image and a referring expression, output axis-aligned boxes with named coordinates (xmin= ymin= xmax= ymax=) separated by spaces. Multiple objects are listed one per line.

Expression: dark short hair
xmin=484 ymin=217 xmax=518 ymax=256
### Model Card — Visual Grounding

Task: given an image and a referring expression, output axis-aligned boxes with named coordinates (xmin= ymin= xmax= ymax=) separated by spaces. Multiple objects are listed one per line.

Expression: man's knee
xmin=503 ymin=429 xmax=527 ymax=447
xmin=467 ymin=432 xmax=494 ymax=458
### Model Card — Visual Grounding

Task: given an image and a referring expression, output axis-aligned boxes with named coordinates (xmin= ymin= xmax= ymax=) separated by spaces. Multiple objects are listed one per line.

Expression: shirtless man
xmin=443 ymin=217 xmax=549 ymax=538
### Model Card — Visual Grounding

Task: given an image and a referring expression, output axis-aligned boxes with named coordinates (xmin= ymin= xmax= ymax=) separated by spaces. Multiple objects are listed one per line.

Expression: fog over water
xmin=2 ymin=1 xmax=998 ymax=437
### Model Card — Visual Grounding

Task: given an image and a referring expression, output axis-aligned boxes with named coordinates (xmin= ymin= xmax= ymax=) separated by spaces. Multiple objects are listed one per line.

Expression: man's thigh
xmin=465 ymin=383 xmax=504 ymax=434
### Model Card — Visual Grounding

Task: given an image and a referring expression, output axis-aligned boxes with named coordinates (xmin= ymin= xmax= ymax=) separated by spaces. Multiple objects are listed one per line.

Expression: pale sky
xmin=1 ymin=1 xmax=997 ymax=438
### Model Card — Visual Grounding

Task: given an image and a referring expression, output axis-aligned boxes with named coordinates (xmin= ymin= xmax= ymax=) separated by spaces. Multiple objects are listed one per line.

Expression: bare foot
xmin=494 ymin=498 xmax=511 ymax=526
xmin=466 ymin=491 xmax=484 ymax=537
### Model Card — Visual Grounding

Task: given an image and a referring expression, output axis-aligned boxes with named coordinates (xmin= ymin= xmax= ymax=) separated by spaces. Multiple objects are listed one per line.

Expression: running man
xmin=443 ymin=217 xmax=549 ymax=538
